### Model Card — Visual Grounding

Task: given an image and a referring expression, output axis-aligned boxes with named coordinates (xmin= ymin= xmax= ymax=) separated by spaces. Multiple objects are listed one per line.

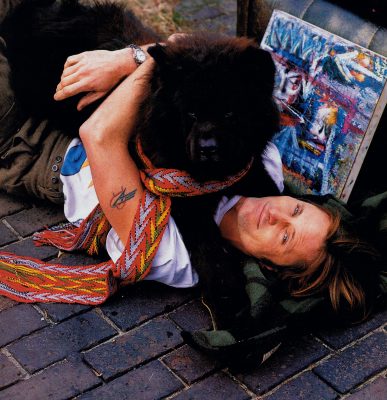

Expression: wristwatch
xmin=127 ymin=44 xmax=147 ymax=66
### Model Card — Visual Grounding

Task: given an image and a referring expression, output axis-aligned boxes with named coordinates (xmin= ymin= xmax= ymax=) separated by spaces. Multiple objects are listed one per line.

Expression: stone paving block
xmin=0 ymin=222 xmax=18 ymax=246
xmin=2 ymin=237 xmax=60 ymax=260
xmin=174 ymin=0 xmax=222 ymax=22
xmin=194 ymin=15 xmax=237 ymax=35
xmin=0 ymin=304 xmax=47 ymax=347
xmin=77 ymin=360 xmax=183 ymax=400
xmin=174 ymin=0 xmax=236 ymax=35
xmin=347 ymin=375 xmax=387 ymax=400
xmin=172 ymin=372 xmax=250 ymax=400
xmin=0 ymin=193 xmax=29 ymax=219
xmin=84 ymin=316 xmax=183 ymax=379
xmin=219 ymin=0 xmax=237 ymax=14
xmin=314 ymin=332 xmax=387 ymax=393
xmin=0 ymin=358 xmax=100 ymax=400
xmin=264 ymin=371 xmax=338 ymax=400
xmin=0 ymin=353 xmax=24 ymax=389
xmin=37 ymin=302 xmax=91 ymax=323
xmin=101 ymin=281 xmax=194 ymax=331
xmin=55 ymin=252 xmax=109 ymax=266
xmin=236 ymin=335 xmax=330 ymax=395
xmin=7 ymin=311 xmax=116 ymax=373
xmin=317 ymin=309 xmax=387 ymax=349
xmin=0 ymin=296 xmax=16 ymax=312
xmin=5 ymin=205 xmax=65 ymax=237
xmin=169 ymin=299 xmax=212 ymax=331
xmin=175 ymin=0 xmax=236 ymax=22
xmin=163 ymin=344 xmax=220 ymax=384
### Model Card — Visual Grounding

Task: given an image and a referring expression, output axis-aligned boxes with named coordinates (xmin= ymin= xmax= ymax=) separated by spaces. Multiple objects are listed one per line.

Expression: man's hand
xmin=79 ymin=57 xmax=155 ymax=146
xmin=167 ymin=33 xmax=190 ymax=42
xmin=54 ymin=48 xmax=138 ymax=110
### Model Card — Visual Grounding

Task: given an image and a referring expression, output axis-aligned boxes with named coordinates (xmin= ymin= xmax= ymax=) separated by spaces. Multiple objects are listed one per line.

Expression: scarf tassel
xmin=34 ymin=211 xmax=110 ymax=256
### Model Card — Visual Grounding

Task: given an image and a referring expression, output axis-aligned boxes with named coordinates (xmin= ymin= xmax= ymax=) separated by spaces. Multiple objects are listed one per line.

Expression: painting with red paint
xmin=261 ymin=10 xmax=387 ymax=202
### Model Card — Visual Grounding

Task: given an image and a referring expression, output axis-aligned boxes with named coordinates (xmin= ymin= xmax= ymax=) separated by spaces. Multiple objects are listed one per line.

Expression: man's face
xmin=308 ymin=106 xmax=336 ymax=145
xmin=230 ymin=196 xmax=330 ymax=267
xmin=273 ymin=58 xmax=303 ymax=107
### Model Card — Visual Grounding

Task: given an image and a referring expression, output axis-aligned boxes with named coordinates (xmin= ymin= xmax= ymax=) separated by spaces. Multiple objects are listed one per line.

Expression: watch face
xmin=135 ymin=49 xmax=146 ymax=64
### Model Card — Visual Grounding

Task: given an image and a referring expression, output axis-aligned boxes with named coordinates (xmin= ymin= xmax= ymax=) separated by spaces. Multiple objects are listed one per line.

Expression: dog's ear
xmin=236 ymin=46 xmax=280 ymax=136
xmin=147 ymin=43 xmax=183 ymax=72
xmin=237 ymin=46 xmax=276 ymax=93
xmin=239 ymin=46 xmax=274 ymax=68
xmin=147 ymin=43 xmax=168 ymax=65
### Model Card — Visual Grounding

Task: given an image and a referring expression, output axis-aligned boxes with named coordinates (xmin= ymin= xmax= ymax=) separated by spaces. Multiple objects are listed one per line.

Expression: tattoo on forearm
xmin=110 ymin=187 xmax=137 ymax=209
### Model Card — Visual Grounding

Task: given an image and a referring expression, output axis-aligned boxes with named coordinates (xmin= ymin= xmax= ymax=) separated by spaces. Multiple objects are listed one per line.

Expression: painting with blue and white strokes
xmin=261 ymin=10 xmax=387 ymax=202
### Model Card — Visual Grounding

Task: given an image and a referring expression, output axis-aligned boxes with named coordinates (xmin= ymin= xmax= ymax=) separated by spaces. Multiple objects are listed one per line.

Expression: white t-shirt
xmin=60 ymin=139 xmax=284 ymax=288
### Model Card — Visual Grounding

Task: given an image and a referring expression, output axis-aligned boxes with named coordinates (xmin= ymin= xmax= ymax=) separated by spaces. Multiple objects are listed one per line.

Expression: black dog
xmin=2 ymin=0 xmax=280 ymax=326
xmin=2 ymin=0 xmax=278 ymax=182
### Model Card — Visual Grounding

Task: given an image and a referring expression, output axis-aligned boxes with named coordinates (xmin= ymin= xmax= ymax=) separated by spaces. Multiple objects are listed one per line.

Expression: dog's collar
xmin=135 ymin=137 xmax=254 ymax=195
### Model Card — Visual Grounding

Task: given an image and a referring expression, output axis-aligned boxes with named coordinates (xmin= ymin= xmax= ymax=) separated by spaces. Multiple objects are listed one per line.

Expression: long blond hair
xmin=276 ymin=203 xmax=382 ymax=320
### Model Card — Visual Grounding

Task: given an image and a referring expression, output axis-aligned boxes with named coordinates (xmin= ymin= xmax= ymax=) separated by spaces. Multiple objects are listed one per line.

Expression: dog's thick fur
xmin=2 ymin=0 xmax=160 ymax=129
xmin=2 ymin=0 xmax=280 ymax=327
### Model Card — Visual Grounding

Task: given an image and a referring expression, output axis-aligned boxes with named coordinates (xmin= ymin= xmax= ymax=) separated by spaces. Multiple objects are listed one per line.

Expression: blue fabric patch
xmin=61 ymin=144 xmax=87 ymax=176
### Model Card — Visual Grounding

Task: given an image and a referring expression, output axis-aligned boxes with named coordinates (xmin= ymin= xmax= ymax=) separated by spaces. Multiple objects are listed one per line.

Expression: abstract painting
xmin=261 ymin=11 xmax=387 ymax=201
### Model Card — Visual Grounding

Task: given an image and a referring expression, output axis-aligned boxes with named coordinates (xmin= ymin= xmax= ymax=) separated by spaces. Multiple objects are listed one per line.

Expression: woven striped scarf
xmin=0 ymin=141 xmax=252 ymax=304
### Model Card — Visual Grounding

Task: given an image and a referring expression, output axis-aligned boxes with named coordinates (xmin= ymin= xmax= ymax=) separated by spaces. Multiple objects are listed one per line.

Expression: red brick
xmin=0 ymin=222 xmax=17 ymax=246
xmin=348 ymin=376 xmax=387 ymax=400
xmin=237 ymin=335 xmax=330 ymax=395
xmin=84 ymin=316 xmax=183 ymax=379
xmin=169 ymin=299 xmax=212 ymax=331
xmin=163 ymin=344 xmax=220 ymax=384
xmin=37 ymin=302 xmax=91 ymax=323
xmin=5 ymin=205 xmax=65 ymax=237
xmin=0 ymin=353 xmax=24 ymax=389
xmin=314 ymin=332 xmax=387 ymax=393
xmin=0 ymin=304 xmax=47 ymax=347
xmin=172 ymin=372 xmax=249 ymax=400
xmin=0 ymin=358 xmax=100 ymax=400
xmin=318 ymin=309 xmax=387 ymax=349
xmin=0 ymin=193 xmax=29 ymax=219
xmin=77 ymin=360 xmax=183 ymax=400
xmin=264 ymin=371 xmax=338 ymax=400
xmin=7 ymin=311 xmax=116 ymax=373
xmin=101 ymin=281 xmax=194 ymax=330
xmin=2 ymin=237 xmax=60 ymax=260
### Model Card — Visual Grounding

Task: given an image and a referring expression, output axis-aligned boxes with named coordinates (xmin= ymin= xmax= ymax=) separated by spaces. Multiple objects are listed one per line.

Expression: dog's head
xmin=142 ymin=34 xmax=279 ymax=181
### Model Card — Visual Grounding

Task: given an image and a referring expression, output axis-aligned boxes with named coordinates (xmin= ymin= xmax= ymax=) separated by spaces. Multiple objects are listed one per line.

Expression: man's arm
xmin=53 ymin=35 xmax=185 ymax=110
xmin=79 ymin=59 xmax=154 ymax=244
xmin=54 ymin=44 xmax=154 ymax=110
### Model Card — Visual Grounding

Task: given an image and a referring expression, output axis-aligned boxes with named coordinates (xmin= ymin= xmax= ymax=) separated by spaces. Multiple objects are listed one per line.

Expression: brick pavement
xmin=0 ymin=187 xmax=386 ymax=400
xmin=1 ymin=1 xmax=387 ymax=399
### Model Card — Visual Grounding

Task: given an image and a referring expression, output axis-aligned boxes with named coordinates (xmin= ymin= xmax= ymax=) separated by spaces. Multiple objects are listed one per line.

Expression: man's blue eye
xmin=293 ymin=205 xmax=300 ymax=216
xmin=282 ymin=231 xmax=289 ymax=244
